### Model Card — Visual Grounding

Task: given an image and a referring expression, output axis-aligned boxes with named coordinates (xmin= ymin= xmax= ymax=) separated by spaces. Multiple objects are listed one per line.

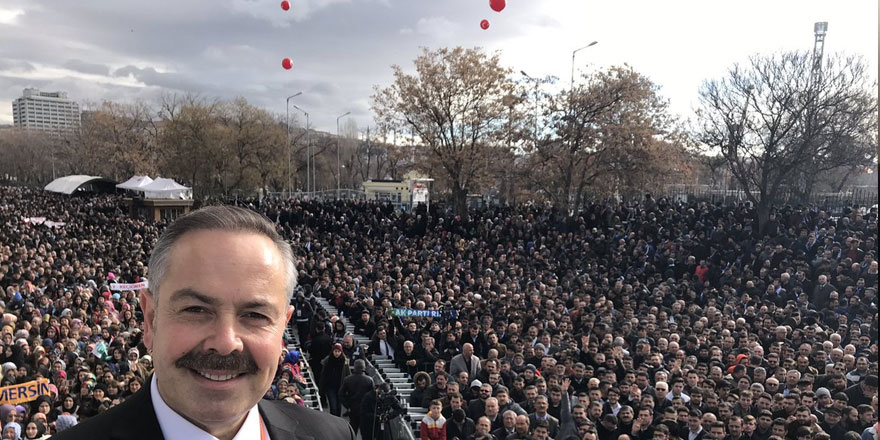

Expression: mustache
xmin=174 ymin=349 xmax=259 ymax=374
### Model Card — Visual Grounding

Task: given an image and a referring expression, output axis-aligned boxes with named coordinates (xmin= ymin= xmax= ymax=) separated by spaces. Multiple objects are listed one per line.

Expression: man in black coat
xmin=340 ymin=359 xmax=374 ymax=434
xmin=52 ymin=206 xmax=354 ymax=440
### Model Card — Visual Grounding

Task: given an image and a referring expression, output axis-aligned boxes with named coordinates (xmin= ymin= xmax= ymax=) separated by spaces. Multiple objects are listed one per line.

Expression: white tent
xmin=44 ymin=175 xmax=116 ymax=195
xmin=140 ymin=178 xmax=192 ymax=200
xmin=116 ymin=175 xmax=154 ymax=191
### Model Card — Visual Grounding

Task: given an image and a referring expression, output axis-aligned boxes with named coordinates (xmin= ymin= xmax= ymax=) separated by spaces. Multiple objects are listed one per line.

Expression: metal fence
xmin=662 ymin=185 xmax=878 ymax=215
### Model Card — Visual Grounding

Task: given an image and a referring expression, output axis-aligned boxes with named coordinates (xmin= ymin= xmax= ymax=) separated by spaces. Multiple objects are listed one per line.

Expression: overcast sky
xmin=0 ymin=0 xmax=876 ymax=132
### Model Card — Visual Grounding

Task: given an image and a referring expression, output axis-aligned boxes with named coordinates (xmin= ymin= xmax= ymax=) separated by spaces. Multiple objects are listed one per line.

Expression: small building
xmin=362 ymin=172 xmax=433 ymax=209
xmin=126 ymin=197 xmax=194 ymax=222
xmin=122 ymin=177 xmax=193 ymax=221
xmin=362 ymin=179 xmax=411 ymax=206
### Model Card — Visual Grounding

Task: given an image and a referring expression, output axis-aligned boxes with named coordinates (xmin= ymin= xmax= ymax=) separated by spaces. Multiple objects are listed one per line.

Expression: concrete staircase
xmin=313 ymin=296 xmax=424 ymax=438
xmin=284 ymin=322 xmax=323 ymax=411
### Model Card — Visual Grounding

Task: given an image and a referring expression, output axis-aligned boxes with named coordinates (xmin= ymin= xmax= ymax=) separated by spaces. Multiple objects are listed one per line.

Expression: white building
xmin=12 ymin=88 xmax=81 ymax=132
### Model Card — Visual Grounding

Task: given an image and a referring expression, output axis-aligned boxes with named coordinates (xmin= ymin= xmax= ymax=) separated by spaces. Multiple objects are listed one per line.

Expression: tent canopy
xmin=116 ymin=175 xmax=154 ymax=190
xmin=44 ymin=175 xmax=117 ymax=195
xmin=141 ymin=178 xmax=192 ymax=200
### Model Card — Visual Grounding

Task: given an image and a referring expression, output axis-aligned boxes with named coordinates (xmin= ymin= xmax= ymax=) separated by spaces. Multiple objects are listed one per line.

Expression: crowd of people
xmin=0 ymin=185 xmax=876 ymax=440
xmin=285 ymin=195 xmax=878 ymax=440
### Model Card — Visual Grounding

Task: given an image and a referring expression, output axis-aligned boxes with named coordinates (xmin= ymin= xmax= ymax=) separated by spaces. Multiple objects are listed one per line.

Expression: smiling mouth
xmin=191 ymin=369 xmax=246 ymax=382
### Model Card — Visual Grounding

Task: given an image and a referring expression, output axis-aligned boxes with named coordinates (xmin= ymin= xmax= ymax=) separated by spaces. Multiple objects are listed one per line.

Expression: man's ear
xmin=286 ymin=305 xmax=294 ymax=325
xmin=139 ymin=289 xmax=155 ymax=351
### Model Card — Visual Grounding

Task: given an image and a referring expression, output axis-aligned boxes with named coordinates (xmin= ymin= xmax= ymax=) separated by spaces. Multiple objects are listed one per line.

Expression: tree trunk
xmin=756 ymin=202 xmax=771 ymax=236
xmin=453 ymin=186 xmax=468 ymax=217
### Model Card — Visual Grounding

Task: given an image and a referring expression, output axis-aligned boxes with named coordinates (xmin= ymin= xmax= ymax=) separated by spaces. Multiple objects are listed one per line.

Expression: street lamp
xmin=570 ymin=41 xmax=598 ymax=92
xmin=285 ymin=92 xmax=302 ymax=196
xmin=291 ymin=104 xmax=310 ymax=194
xmin=336 ymin=111 xmax=351 ymax=197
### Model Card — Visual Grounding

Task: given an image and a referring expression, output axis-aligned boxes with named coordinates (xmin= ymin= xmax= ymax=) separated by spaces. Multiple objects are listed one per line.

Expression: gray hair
xmin=148 ymin=205 xmax=297 ymax=303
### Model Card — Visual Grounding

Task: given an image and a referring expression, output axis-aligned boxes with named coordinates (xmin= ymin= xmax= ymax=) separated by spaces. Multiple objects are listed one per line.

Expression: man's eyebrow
xmin=168 ymin=288 xmax=275 ymax=311
xmin=168 ymin=288 xmax=219 ymax=307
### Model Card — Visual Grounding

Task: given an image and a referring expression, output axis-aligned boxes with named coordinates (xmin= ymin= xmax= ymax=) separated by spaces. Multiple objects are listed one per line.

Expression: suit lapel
xmin=109 ymin=387 xmax=165 ymax=440
xmin=258 ymin=400 xmax=314 ymax=440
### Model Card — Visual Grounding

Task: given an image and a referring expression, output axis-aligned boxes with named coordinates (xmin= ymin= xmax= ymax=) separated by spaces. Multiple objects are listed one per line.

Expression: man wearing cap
xmin=845 ymin=374 xmax=878 ymax=407
xmin=52 ymin=206 xmax=354 ymax=440
xmin=467 ymin=382 xmax=493 ymax=421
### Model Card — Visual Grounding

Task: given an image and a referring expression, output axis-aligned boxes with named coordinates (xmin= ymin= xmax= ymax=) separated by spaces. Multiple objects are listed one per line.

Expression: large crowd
xmin=0 ymin=186 xmax=876 ymax=440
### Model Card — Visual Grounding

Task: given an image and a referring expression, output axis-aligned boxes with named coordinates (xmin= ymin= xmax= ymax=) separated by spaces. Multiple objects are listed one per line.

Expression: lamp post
xmin=291 ymin=104 xmax=310 ymax=194
xmin=285 ymin=92 xmax=302 ymax=196
xmin=336 ymin=111 xmax=351 ymax=198
xmin=570 ymin=41 xmax=598 ymax=92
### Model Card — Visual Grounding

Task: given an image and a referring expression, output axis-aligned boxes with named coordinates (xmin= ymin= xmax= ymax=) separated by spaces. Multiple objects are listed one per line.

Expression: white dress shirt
xmin=151 ymin=375 xmax=270 ymax=440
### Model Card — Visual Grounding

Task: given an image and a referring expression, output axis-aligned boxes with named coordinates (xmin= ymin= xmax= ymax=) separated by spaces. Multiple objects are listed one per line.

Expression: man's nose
xmin=204 ymin=316 xmax=244 ymax=355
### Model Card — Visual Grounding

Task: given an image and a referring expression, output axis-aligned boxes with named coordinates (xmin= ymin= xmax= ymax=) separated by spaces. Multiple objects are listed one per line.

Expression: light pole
xmin=285 ymin=92 xmax=302 ymax=196
xmin=570 ymin=41 xmax=598 ymax=92
xmin=291 ymin=104 xmax=310 ymax=194
xmin=336 ymin=111 xmax=351 ymax=198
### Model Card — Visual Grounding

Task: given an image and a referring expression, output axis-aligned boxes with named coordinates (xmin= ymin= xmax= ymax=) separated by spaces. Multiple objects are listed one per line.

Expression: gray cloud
xmin=0 ymin=60 xmax=35 ymax=73
xmin=63 ymin=59 xmax=111 ymax=76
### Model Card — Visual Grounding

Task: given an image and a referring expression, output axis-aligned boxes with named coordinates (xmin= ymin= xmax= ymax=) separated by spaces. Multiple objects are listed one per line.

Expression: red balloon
xmin=282 ymin=58 xmax=293 ymax=70
xmin=281 ymin=0 xmax=290 ymax=10
xmin=489 ymin=0 xmax=506 ymax=12
xmin=480 ymin=19 xmax=490 ymax=30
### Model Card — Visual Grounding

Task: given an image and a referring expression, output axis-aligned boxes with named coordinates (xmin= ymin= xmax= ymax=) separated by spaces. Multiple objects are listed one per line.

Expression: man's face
xmin=476 ymin=384 xmax=489 ymax=397
xmin=476 ymin=418 xmax=491 ymax=434
xmin=771 ymin=424 xmax=786 ymax=437
xmin=728 ymin=419 xmax=742 ymax=437
xmin=655 ymin=383 xmax=668 ymax=399
xmin=450 ymin=396 xmax=463 ymax=409
xmin=515 ymin=416 xmax=529 ymax=433
xmin=503 ymin=411 xmax=516 ymax=428
xmin=535 ymin=397 xmax=548 ymax=413
xmin=824 ymin=411 xmax=840 ymax=426
xmin=485 ymin=399 xmax=499 ymax=417
xmin=141 ymin=230 xmax=293 ymax=432
xmin=534 ymin=427 xmax=549 ymax=440
xmin=688 ymin=415 xmax=701 ymax=431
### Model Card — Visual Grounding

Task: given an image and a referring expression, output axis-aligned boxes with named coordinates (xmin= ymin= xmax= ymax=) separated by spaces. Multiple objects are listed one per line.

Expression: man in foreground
xmin=54 ymin=205 xmax=354 ymax=439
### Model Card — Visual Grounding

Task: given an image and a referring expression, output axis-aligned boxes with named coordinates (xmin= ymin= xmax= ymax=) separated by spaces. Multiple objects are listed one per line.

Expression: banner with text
xmin=0 ymin=379 xmax=51 ymax=405
xmin=389 ymin=308 xmax=458 ymax=320
xmin=110 ymin=281 xmax=149 ymax=291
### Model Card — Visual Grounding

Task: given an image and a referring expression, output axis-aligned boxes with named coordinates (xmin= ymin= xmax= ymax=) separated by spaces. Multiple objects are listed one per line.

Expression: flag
xmin=91 ymin=341 xmax=110 ymax=361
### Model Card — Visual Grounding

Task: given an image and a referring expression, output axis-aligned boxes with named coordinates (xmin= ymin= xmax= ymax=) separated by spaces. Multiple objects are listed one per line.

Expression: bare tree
xmin=695 ymin=52 xmax=877 ymax=232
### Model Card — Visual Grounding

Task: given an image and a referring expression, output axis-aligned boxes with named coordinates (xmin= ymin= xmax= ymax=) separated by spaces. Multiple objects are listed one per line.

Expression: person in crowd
xmin=0 ymin=187 xmax=876 ymax=440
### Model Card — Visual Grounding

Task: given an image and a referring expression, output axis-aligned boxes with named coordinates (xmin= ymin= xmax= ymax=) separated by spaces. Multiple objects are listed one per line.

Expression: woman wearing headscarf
xmin=23 ymin=421 xmax=49 ymax=440
xmin=29 ymin=396 xmax=58 ymax=424
xmin=1 ymin=422 xmax=21 ymax=440
xmin=54 ymin=414 xmax=78 ymax=433
xmin=0 ymin=343 xmax=24 ymax=368
xmin=56 ymin=395 xmax=79 ymax=417
xmin=0 ymin=404 xmax=15 ymax=426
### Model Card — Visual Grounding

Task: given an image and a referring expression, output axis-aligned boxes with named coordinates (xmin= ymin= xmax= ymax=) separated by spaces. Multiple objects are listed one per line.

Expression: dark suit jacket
xmin=51 ymin=386 xmax=355 ymax=440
